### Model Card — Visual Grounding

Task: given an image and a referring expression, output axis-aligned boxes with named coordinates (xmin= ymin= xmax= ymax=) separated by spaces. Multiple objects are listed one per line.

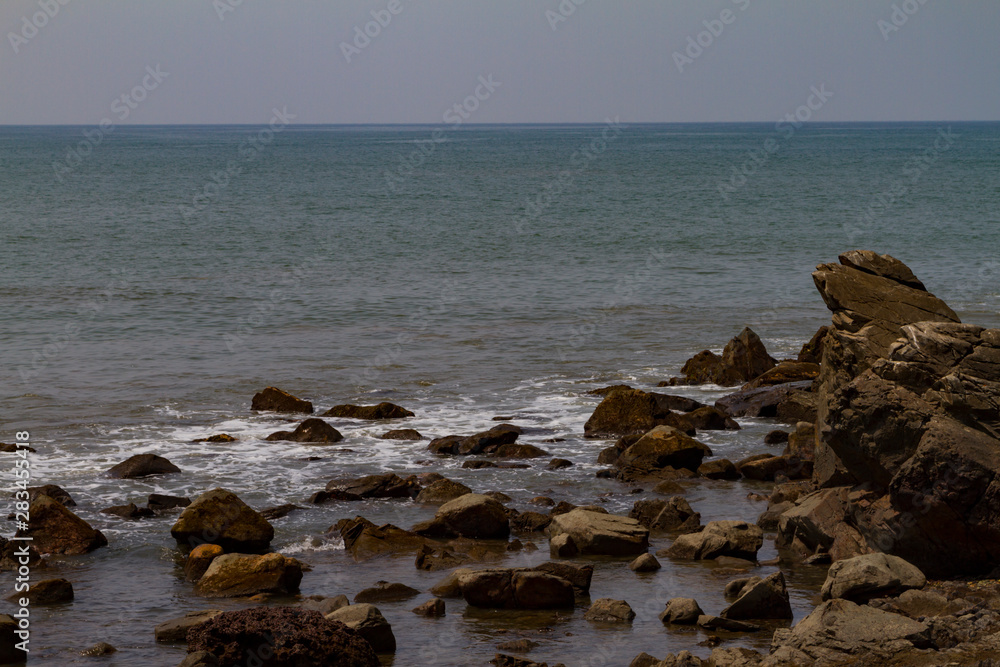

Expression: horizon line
xmin=1 ymin=120 xmax=999 ymax=128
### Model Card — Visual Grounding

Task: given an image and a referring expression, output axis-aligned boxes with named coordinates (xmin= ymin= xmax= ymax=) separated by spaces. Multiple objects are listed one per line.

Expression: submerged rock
xmin=188 ymin=607 xmax=378 ymax=667
xmin=323 ymin=402 xmax=414 ymax=420
xmin=379 ymin=428 xmax=423 ymax=440
xmin=353 ymin=581 xmax=420 ymax=604
xmin=251 ymin=386 xmax=313 ymax=413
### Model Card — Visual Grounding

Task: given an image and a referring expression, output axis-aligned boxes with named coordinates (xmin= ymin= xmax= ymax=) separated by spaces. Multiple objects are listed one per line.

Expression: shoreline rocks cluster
xmin=14 ymin=250 xmax=1000 ymax=666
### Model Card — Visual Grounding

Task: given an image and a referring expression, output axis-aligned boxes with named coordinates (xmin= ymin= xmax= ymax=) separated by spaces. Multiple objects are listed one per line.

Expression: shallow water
xmin=2 ymin=123 xmax=998 ymax=665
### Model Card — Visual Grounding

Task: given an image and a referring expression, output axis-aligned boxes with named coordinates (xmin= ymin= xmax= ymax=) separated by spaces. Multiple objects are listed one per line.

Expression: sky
xmin=1 ymin=0 xmax=998 ymax=124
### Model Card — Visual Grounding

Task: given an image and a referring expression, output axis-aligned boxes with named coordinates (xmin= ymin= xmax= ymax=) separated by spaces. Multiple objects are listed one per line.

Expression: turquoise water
xmin=1 ymin=123 xmax=998 ymax=665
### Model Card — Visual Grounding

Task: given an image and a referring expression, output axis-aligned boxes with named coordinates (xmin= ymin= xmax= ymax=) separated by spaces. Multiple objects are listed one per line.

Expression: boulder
xmin=265 ymin=418 xmax=343 ymax=443
xmin=668 ymin=406 xmax=741 ymax=432
xmin=798 ymin=325 xmax=830 ymax=364
xmin=301 ymin=595 xmax=350 ymax=616
xmin=492 ymin=443 xmax=548 ymax=459
xmin=659 ymin=598 xmax=703 ymax=625
xmin=251 ymin=387 xmax=313 ymax=413
xmin=547 ymin=509 xmax=649 ymax=556
xmin=820 ymin=553 xmax=926 ymax=602
xmin=323 ymin=403 xmax=413 ymax=420
xmin=107 ymin=453 xmax=180 ymax=478
xmin=707 ymin=647 xmax=764 ymax=667
xmin=323 ymin=473 xmax=420 ymax=501
xmin=0 ymin=616 xmax=26 ymax=663
xmin=413 ymin=494 xmax=510 ymax=539
xmin=20 ymin=495 xmax=107 ymax=555
xmin=148 ymin=494 xmax=191 ymax=511
xmin=764 ymin=430 xmax=790 ymax=445
xmin=325 ymin=604 xmax=395 ymax=653
xmin=583 ymin=389 xmax=683 ymax=438
xmin=614 ymin=426 xmax=712 ymax=480
xmin=584 ymin=598 xmax=635 ymax=623
xmin=675 ymin=328 xmax=777 ymax=386
xmin=193 ymin=433 xmax=237 ymax=443
xmin=185 ymin=544 xmax=224 ymax=581
xmin=154 ymin=610 xmax=223 ymax=643
xmin=415 ymin=479 xmax=472 ymax=504
xmin=26 ymin=484 xmax=75 ymax=506
xmin=741 ymin=361 xmax=820 ymax=390
xmin=698 ymin=459 xmax=741 ymax=480
xmin=337 ymin=517 xmax=424 ymax=561
xmin=720 ymin=571 xmax=792 ymax=620
xmin=628 ymin=497 xmax=701 ymax=533
xmin=188 ymin=607 xmax=378 ymax=666
xmin=458 ymin=427 xmax=519 ymax=455
xmin=170 ymin=488 xmax=274 ymax=553
xmin=101 ymin=502 xmax=155 ymax=519
xmin=663 ymin=521 xmax=763 ymax=561
xmin=459 ymin=569 xmax=574 ymax=609
xmin=353 ymin=581 xmax=420 ymax=603
xmin=769 ymin=598 xmax=930 ymax=663
xmin=532 ymin=562 xmax=593 ymax=595
xmin=629 ymin=553 xmax=661 ymax=572
xmin=427 ymin=435 xmax=463 ymax=455
xmin=379 ymin=429 xmax=423 ymax=440
xmin=412 ymin=598 xmax=446 ymax=617
xmin=738 ymin=455 xmax=812 ymax=481
xmin=775 ymin=487 xmax=870 ymax=562
xmin=715 ymin=381 xmax=814 ymax=420
xmin=429 ymin=569 xmax=472 ymax=598
xmin=194 ymin=553 xmax=303 ymax=597
xmin=13 ymin=578 xmax=73 ymax=605
xmin=510 ymin=511 xmax=551 ymax=533
xmin=546 ymin=458 xmax=573 ymax=470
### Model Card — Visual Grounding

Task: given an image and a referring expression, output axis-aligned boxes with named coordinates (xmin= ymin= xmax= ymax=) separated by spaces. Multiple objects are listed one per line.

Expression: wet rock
xmin=459 ymin=427 xmax=519 ymax=455
xmin=265 ymin=418 xmax=343 ymax=443
xmin=585 ymin=598 xmax=635 ymax=623
xmin=492 ymin=443 xmax=548 ymax=459
xmin=101 ymin=502 xmax=155 ymax=519
xmin=742 ymin=361 xmax=820 ymax=390
xmin=80 ymin=642 xmax=116 ymax=656
xmin=532 ymin=562 xmax=593 ymax=595
xmin=380 ymin=428 xmax=423 ymax=440
xmin=587 ymin=384 xmax=634 ymax=396
xmin=185 ymin=544 xmax=224 ymax=582
xmin=25 ymin=484 xmax=76 ymax=507
xmin=259 ymin=504 xmax=302 ymax=521
xmin=323 ymin=402 xmax=414 ymax=420
xmin=738 ymin=455 xmax=812 ymax=481
xmin=490 ymin=654 xmax=549 ymax=667
xmin=798 ymin=325 xmax=830 ymax=365
xmin=324 ymin=473 xmax=420 ymax=500
xmin=430 ymin=569 xmax=473 ymax=598
xmin=511 ymin=511 xmax=551 ymax=533
xmin=676 ymin=328 xmax=777 ymax=386
xmin=548 ymin=509 xmax=649 ymax=556
xmin=628 ymin=653 xmax=661 ymax=667
xmin=783 ymin=421 xmax=815 ymax=460
xmin=413 ymin=493 xmax=510 ymax=539
xmin=775 ymin=487 xmax=870 ymax=562
xmin=148 ymin=494 xmax=191 ymax=511
xmin=629 ymin=553 xmax=661 ymax=572
xmin=189 ymin=607 xmax=378 ymax=666
xmin=497 ymin=639 xmax=539 ymax=653
xmin=660 ymin=598 xmax=704 ymax=625
xmin=707 ymin=647 xmax=763 ymax=666
xmin=670 ymin=406 xmax=741 ymax=432
xmin=584 ymin=388 xmax=696 ymax=438
xmin=251 ymin=387 xmax=313 ymax=413
xmin=171 ymin=488 xmax=274 ymax=553
xmin=460 ymin=568 xmax=574 ymax=609
xmin=652 ymin=479 xmax=686 ymax=495
xmin=354 ymin=581 xmax=420 ymax=603
xmin=415 ymin=479 xmax=472 ymax=505
xmin=336 ymin=516 xmax=424 ymax=561
xmin=427 ymin=435 xmax=464 ymax=455
xmin=155 ymin=610 xmax=223 ymax=643
xmin=715 ymin=381 xmax=814 ymax=420
xmin=629 ymin=497 xmax=701 ymax=534
xmin=0 ymin=615 xmax=25 ymax=664
xmin=820 ymin=553 xmax=926 ymax=603
xmin=301 ymin=594 xmax=350 ymax=616
xmin=697 ymin=615 xmax=761 ymax=633
xmin=412 ymin=597 xmax=446 ymax=617
xmin=194 ymin=553 xmax=303 ymax=597
xmin=769 ymin=598 xmax=930 ymax=663
xmin=546 ymin=458 xmax=573 ymax=470
xmin=721 ymin=571 xmax=792 ymax=620
xmin=326 ymin=603 xmax=395 ymax=653
xmin=177 ymin=650 xmax=219 ymax=667
xmin=193 ymin=434 xmax=238 ymax=443
xmin=9 ymin=578 xmax=73 ymax=605
xmin=615 ymin=426 xmax=712 ymax=480
xmin=698 ymin=459 xmax=740 ymax=480
xmin=0 ymin=443 xmax=35 ymax=453
xmin=463 ymin=460 xmax=496 ymax=469
xmin=0 ymin=538 xmax=44 ymax=572
xmin=663 ymin=520 xmax=763 ymax=561
xmin=107 ymin=453 xmax=181 ymax=479
xmin=764 ymin=430 xmax=790 ymax=445
xmin=20 ymin=495 xmax=107 ymax=555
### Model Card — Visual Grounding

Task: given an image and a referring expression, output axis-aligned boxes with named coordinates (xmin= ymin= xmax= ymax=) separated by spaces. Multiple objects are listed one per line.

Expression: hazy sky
xmin=1 ymin=1 xmax=997 ymax=124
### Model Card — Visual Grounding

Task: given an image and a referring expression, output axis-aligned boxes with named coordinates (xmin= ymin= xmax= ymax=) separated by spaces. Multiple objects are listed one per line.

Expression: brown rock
xmin=663 ymin=520 xmax=763 ymax=561
xmin=415 ymin=479 xmax=472 ymax=504
xmin=583 ymin=389 xmax=679 ymax=438
xmin=614 ymin=425 xmax=712 ymax=480
xmin=193 ymin=434 xmax=238 ymax=443
xmin=548 ymin=509 xmax=649 ymax=556
xmin=413 ymin=494 xmax=510 ymax=539
xmin=194 ymin=553 xmax=303 ymax=597
xmin=584 ymin=598 xmax=635 ymax=623
xmin=798 ymin=325 xmax=830 ymax=364
xmin=380 ymin=429 xmax=423 ymax=440
xmin=460 ymin=569 xmax=574 ymax=609
xmin=170 ymin=488 xmax=274 ymax=553
xmin=459 ymin=427 xmax=519 ymax=455
xmin=323 ymin=402 xmax=414 ymax=420
xmin=659 ymin=597 xmax=704 ymax=624
xmin=412 ymin=598 xmax=446 ymax=617
xmin=324 ymin=473 xmax=420 ymax=500
xmin=698 ymin=458 xmax=740 ymax=480
xmin=185 ymin=544 xmax=224 ymax=581
xmin=629 ymin=553 xmax=661 ymax=572
xmin=251 ymin=387 xmax=313 ymax=413
xmin=265 ymin=418 xmax=343 ymax=443
xmin=9 ymin=578 xmax=73 ymax=605
xmin=354 ymin=581 xmax=420 ymax=603
xmin=629 ymin=497 xmax=701 ymax=533
xmin=154 ymin=609 xmax=223 ymax=643
xmin=20 ymin=496 xmax=107 ymax=555
xmin=741 ymin=361 xmax=820 ymax=390
xmin=107 ymin=453 xmax=180 ymax=478
xmin=764 ymin=430 xmax=790 ymax=445
xmin=721 ymin=571 xmax=792 ymax=620
xmin=492 ymin=443 xmax=548 ymax=459
xmin=338 ymin=517 xmax=424 ymax=561
xmin=100 ymin=502 xmax=155 ymax=519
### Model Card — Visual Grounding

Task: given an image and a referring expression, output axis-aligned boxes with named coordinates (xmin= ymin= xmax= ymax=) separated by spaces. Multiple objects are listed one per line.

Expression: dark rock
xmin=323 ymin=403 xmax=414 ymax=420
xmin=0 ymin=538 xmax=44 ymax=572
xmin=548 ymin=509 xmax=649 ymax=556
xmin=148 ymin=494 xmax=191 ymax=511
xmin=587 ymin=384 xmax=634 ymax=396
xmin=698 ymin=459 xmax=740 ymax=480
xmin=492 ymin=443 xmax=548 ymax=459
xmin=659 ymin=598 xmax=704 ymax=624
xmin=413 ymin=494 xmax=510 ymax=539
xmin=776 ymin=487 xmax=871 ymax=563
xmin=415 ymin=479 xmax=471 ymax=504
xmin=738 ymin=454 xmax=812 ymax=481
xmin=251 ymin=387 xmax=313 ymax=414
xmin=546 ymin=458 xmax=573 ymax=470
xmin=194 ymin=553 xmax=304 ymax=597
xmin=614 ymin=426 xmax=712 ymax=480
xmin=170 ymin=488 xmax=274 ymax=553
xmin=338 ymin=517 xmax=424 ymax=561
xmin=265 ymin=418 xmax=343 ymax=443
xmin=784 ymin=421 xmax=816 ymax=460
xmin=662 ymin=521 xmax=763 ymax=561
xmin=155 ymin=610 xmax=223 ymax=643
xmin=412 ymin=598 xmax=446 ymax=617
xmin=670 ymin=406 xmax=741 ymax=431
xmin=585 ymin=598 xmax=635 ymax=623
xmin=379 ymin=429 xmax=423 ymax=440
xmin=25 ymin=484 xmax=75 ymax=507
xmin=462 ymin=460 xmax=495 ymax=469
xmin=720 ymin=571 xmax=792 ymax=620
xmin=652 ymin=479 xmax=686 ymax=495
xmin=0 ymin=615 xmax=25 ymax=664
xmin=460 ymin=569 xmax=574 ymax=609
xmin=20 ymin=495 xmax=107 ymax=555
xmin=427 ymin=435 xmax=463 ymax=455
xmin=741 ymin=361 xmax=820 ymax=390
xmin=676 ymin=328 xmax=777 ymax=386
xmin=629 ymin=553 xmax=661 ymax=572
xmin=193 ymin=434 xmax=238 ymax=443
xmin=80 ymin=642 xmax=116 ymax=657
xmin=511 ymin=511 xmax=551 ymax=533
xmin=798 ymin=325 xmax=830 ymax=364
xmin=101 ymin=502 xmax=155 ymax=519
xmin=0 ymin=443 xmax=35 ymax=453
xmin=188 ymin=607 xmax=378 ymax=666
xmin=496 ymin=638 xmax=539 ymax=653
xmin=324 ymin=473 xmax=420 ymax=500
xmin=107 ymin=453 xmax=180 ymax=479
xmin=532 ymin=562 xmax=593 ymax=595
xmin=459 ymin=427 xmax=519 ymax=455
xmin=354 ymin=581 xmax=420 ymax=603
xmin=697 ymin=615 xmax=761 ymax=632
xmin=10 ymin=578 xmax=73 ymax=604
xmin=820 ymin=553 xmax=926 ymax=603
xmin=629 ymin=497 xmax=701 ymax=533
xmin=765 ymin=430 xmax=790 ymax=445
xmin=260 ymin=504 xmax=302 ymax=521
xmin=715 ymin=381 xmax=814 ymax=420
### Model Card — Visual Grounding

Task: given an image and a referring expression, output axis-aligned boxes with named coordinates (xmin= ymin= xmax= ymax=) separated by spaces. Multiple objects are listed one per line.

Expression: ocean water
xmin=1 ymin=123 xmax=998 ymax=665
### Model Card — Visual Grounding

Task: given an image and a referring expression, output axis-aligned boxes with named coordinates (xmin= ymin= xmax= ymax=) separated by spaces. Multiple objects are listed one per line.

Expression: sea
xmin=2 ymin=122 xmax=999 ymax=665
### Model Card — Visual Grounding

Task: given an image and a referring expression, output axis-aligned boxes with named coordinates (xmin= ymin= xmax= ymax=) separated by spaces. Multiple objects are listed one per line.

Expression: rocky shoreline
xmin=5 ymin=250 xmax=1000 ymax=666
